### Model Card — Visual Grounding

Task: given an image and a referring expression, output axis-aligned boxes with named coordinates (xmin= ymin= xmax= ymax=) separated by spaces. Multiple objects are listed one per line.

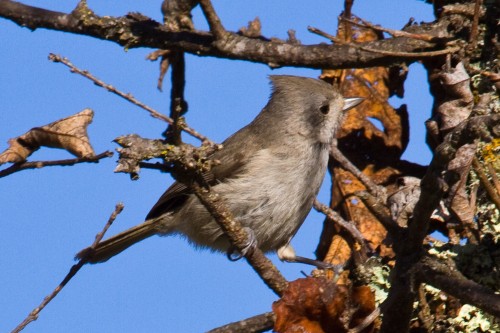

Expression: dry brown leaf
xmin=273 ymin=277 xmax=376 ymax=333
xmin=324 ymin=235 xmax=351 ymax=267
xmin=0 ymin=109 xmax=95 ymax=165
xmin=320 ymin=16 xmax=408 ymax=261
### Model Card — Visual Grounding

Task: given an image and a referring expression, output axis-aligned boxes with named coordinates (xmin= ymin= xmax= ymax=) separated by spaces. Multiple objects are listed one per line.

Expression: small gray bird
xmin=79 ymin=75 xmax=363 ymax=264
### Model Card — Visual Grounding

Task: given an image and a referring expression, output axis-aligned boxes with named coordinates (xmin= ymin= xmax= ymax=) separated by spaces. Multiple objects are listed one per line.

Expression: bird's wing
xmin=146 ymin=125 xmax=262 ymax=220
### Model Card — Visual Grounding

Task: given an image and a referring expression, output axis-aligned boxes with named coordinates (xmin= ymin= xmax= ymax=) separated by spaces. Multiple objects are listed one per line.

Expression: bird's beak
xmin=342 ymin=97 xmax=364 ymax=112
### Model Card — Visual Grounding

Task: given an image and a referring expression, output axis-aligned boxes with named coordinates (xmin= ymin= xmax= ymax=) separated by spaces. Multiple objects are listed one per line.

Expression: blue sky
xmin=1 ymin=1 xmax=434 ymax=332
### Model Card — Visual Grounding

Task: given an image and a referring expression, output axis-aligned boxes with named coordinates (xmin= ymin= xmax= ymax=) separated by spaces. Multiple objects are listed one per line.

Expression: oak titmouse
xmin=79 ymin=75 xmax=363 ymax=264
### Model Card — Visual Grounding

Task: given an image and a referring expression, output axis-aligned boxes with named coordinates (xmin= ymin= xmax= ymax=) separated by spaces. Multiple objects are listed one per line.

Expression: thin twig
xmin=342 ymin=0 xmax=354 ymax=43
xmin=468 ymin=0 xmax=483 ymax=50
xmin=198 ymin=0 xmax=226 ymax=40
xmin=11 ymin=203 xmax=124 ymax=333
xmin=48 ymin=53 xmax=208 ymax=142
xmin=206 ymin=312 xmax=275 ymax=333
xmin=308 ymin=26 xmax=343 ymax=43
xmin=486 ymin=162 xmax=500 ymax=193
xmin=330 ymin=146 xmax=386 ymax=201
xmin=313 ymin=200 xmax=367 ymax=248
xmin=358 ymin=45 xmax=461 ymax=58
xmin=355 ymin=191 xmax=400 ymax=235
xmin=309 ymin=22 xmax=460 ymax=56
xmin=165 ymin=51 xmax=187 ymax=145
xmin=340 ymin=16 xmax=441 ymax=43
xmin=0 ymin=151 xmax=113 ymax=178
xmin=348 ymin=307 xmax=380 ymax=333
xmin=472 ymin=157 xmax=500 ymax=210
xmin=417 ymin=284 xmax=434 ymax=331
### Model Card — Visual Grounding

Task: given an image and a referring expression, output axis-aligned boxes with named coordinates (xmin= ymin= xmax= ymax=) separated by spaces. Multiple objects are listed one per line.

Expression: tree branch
xmin=416 ymin=255 xmax=500 ymax=318
xmin=11 ymin=203 xmax=124 ymax=333
xmin=313 ymin=200 xmax=368 ymax=250
xmin=0 ymin=150 xmax=113 ymax=178
xmin=0 ymin=0 xmax=461 ymax=69
xmin=198 ymin=0 xmax=226 ymax=40
xmin=206 ymin=312 xmax=275 ymax=333
xmin=191 ymin=183 xmax=289 ymax=296
xmin=47 ymin=53 xmax=208 ymax=142
xmin=380 ymin=114 xmax=500 ymax=333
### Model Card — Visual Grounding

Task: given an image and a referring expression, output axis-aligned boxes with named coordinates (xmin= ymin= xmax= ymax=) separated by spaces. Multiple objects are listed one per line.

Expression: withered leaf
xmin=273 ymin=277 xmax=376 ymax=333
xmin=0 ymin=108 xmax=95 ymax=165
xmin=319 ymin=16 xmax=408 ymax=261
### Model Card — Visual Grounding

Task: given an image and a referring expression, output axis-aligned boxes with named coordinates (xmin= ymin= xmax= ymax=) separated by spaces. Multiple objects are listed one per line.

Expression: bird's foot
xmin=226 ymin=227 xmax=258 ymax=261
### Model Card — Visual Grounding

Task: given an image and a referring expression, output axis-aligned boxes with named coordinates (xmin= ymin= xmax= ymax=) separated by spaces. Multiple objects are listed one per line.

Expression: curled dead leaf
xmin=0 ymin=109 xmax=95 ymax=165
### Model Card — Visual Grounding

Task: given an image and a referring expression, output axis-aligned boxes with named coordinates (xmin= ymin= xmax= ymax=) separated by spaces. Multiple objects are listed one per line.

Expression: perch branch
xmin=191 ymin=183 xmax=289 ymax=296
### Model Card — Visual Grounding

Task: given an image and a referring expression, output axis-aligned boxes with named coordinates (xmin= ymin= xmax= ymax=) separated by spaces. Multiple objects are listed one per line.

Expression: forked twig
xmin=11 ymin=203 xmax=124 ymax=333
xmin=198 ymin=0 xmax=226 ymax=40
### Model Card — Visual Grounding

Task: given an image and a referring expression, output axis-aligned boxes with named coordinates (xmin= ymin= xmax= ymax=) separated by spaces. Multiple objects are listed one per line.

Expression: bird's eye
xmin=319 ymin=104 xmax=330 ymax=115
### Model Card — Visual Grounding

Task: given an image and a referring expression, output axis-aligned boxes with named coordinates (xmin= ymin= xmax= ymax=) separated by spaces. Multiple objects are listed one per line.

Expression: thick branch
xmin=381 ymin=114 xmax=500 ymax=333
xmin=0 ymin=0 xmax=460 ymax=69
xmin=416 ymin=255 xmax=500 ymax=318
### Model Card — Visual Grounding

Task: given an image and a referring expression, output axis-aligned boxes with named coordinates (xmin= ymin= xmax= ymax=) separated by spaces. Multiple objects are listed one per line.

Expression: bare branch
xmin=0 ymin=0 xmax=464 ymax=69
xmin=198 ymin=0 xmax=226 ymax=40
xmin=340 ymin=16 xmax=442 ymax=43
xmin=348 ymin=307 xmax=380 ymax=333
xmin=313 ymin=200 xmax=367 ymax=250
xmin=11 ymin=203 xmax=124 ymax=333
xmin=165 ymin=51 xmax=188 ymax=145
xmin=206 ymin=312 xmax=275 ymax=333
xmin=330 ymin=146 xmax=386 ymax=201
xmin=48 ymin=53 xmax=209 ymax=142
xmin=473 ymin=157 xmax=500 ymax=211
xmin=355 ymin=191 xmax=401 ymax=235
xmin=0 ymin=151 xmax=113 ymax=178
xmin=380 ymin=114 xmax=500 ymax=333
xmin=467 ymin=0 xmax=483 ymax=51
xmin=416 ymin=255 xmax=500 ymax=318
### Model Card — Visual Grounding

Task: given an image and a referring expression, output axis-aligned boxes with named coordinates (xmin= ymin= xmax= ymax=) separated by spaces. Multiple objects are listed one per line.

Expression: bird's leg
xmin=226 ymin=227 xmax=258 ymax=261
xmin=277 ymin=244 xmax=343 ymax=274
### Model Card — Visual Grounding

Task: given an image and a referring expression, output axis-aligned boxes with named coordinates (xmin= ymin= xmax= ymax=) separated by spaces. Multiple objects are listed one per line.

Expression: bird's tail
xmin=76 ymin=219 xmax=158 ymax=264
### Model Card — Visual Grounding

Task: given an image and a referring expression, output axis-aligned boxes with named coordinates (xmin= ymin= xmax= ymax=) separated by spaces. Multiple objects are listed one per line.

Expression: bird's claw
xmin=226 ymin=227 xmax=257 ymax=261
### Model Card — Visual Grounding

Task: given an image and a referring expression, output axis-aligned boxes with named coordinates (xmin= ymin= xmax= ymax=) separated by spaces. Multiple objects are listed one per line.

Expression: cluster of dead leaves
xmin=273 ymin=277 xmax=377 ymax=333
